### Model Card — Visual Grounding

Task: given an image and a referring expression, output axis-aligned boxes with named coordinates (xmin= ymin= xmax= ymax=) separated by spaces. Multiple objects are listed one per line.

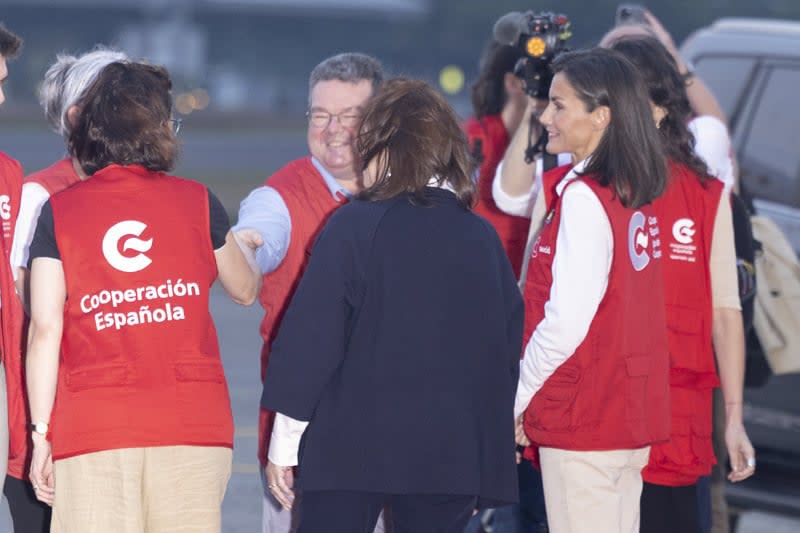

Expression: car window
xmin=741 ymin=66 xmax=800 ymax=186
xmin=694 ymin=56 xmax=756 ymax=118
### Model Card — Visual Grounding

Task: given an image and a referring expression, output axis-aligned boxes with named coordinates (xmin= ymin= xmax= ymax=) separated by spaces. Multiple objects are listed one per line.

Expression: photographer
xmin=490 ymin=12 xmax=573 ymax=283
xmin=463 ymin=39 xmax=530 ymax=276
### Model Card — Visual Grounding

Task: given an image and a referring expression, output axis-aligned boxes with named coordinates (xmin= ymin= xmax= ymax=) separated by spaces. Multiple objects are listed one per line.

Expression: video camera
xmin=493 ymin=11 xmax=572 ymax=99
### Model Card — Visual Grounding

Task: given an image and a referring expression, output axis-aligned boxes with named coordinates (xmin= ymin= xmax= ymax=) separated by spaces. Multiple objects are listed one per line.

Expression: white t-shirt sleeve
xmin=689 ymin=115 xmax=735 ymax=190
xmin=11 ymin=182 xmax=50 ymax=277
xmin=514 ymin=181 xmax=613 ymax=418
xmin=491 ymin=160 xmax=539 ymax=217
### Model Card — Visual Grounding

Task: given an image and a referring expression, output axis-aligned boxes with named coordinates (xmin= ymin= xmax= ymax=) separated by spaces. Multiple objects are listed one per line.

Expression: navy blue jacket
xmin=261 ymin=187 xmax=523 ymax=507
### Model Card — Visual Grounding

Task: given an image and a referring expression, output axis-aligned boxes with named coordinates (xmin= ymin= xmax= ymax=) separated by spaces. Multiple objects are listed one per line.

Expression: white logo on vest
xmin=0 ymin=194 xmax=12 ymax=239
xmin=102 ymin=220 xmax=153 ymax=273
xmin=0 ymin=195 xmax=10 ymax=221
xmin=672 ymin=218 xmax=695 ymax=245
xmin=669 ymin=218 xmax=698 ymax=263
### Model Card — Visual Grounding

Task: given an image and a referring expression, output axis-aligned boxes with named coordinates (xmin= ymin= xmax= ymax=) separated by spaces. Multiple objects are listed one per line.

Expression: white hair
xmin=38 ymin=46 xmax=129 ymax=139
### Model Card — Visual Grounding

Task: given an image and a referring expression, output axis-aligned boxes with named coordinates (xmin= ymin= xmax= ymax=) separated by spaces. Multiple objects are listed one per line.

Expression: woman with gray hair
xmin=4 ymin=46 xmax=126 ymax=533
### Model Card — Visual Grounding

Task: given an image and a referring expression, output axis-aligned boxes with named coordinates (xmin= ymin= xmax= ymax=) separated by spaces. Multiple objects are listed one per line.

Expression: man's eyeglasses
xmin=170 ymin=118 xmax=183 ymax=135
xmin=306 ymin=110 xmax=360 ymax=129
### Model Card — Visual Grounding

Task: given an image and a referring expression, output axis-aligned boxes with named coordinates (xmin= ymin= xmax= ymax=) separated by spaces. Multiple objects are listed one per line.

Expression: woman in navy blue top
xmin=261 ymin=77 xmax=524 ymax=533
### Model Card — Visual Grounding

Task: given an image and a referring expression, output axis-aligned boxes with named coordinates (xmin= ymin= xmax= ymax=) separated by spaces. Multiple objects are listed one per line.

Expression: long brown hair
xmin=471 ymin=39 xmax=524 ymax=118
xmin=552 ymin=49 xmax=667 ymax=208
xmin=69 ymin=62 xmax=178 ymax=176
xmin=609 ymin=36 xmax=711 ymax=182
xmin=356 ymin=77 xmax=475 ymax=209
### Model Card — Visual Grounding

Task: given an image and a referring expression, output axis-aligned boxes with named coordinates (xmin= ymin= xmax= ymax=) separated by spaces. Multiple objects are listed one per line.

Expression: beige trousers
xmin=540 ymin=446 xmax=650 ymax=533
xmin=52 ymin=445 xmax=232 ymax=533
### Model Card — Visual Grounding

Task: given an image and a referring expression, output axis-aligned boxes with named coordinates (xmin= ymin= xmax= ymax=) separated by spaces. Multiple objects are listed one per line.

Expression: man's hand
xmin=265 ymin=461 xmax=295 ymax=510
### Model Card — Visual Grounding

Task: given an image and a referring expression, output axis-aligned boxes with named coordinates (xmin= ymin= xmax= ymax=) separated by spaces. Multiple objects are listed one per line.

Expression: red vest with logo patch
xmin=7 ymin=158 xmax=81 ymax=478
xmin=0 ymin=153 xmax=22 ymax=449
xmin=257 ymin=157 xmax=345 ymax=465
xmin=644 ymin=162 xmax=724 ymax=485
xmin=464 ymin=114 xmax=530 ymax=276
xmin=0 ymin=151 xmax=22 ymax=368
xmin=521 ymin=173 xmax=670 ymax=450
xmin=48 ymin=164 xmax=231 ymax=460
xmin=0 ymin=154 xmax=24 ymax=478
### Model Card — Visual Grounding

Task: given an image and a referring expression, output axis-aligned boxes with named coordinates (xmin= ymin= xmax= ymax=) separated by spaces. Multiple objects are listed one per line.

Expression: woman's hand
xmin=265 ymin=461 xmax=295 ymax=510
xmin=725 ymin=419 xmax=756 ymax=483
xmin=515 ymin=414 xmax=530 ymax=447
xmin=29 ymin=433 xmax=55 ymax=506
xmin=643 ymin=11 xmax=679 ymax=58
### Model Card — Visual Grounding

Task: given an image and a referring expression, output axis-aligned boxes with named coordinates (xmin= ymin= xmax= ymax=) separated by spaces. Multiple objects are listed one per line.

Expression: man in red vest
xmin=234 ymin=52 xmax=384 ymax=533
xmin=0 ymin=21 xmax=24 ymax=523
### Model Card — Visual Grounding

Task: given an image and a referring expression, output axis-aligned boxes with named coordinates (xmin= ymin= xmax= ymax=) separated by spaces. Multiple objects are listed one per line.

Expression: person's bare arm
xmin=498 ymin=99 xmax=546 ymax=198
xmin=712 ymin=307 xmax=755 ymax=482
xmin=27 ymin=258 xmax=66 ymax=505
xmin=215 ymin=231 xmax=260 ymax=306
xmin=709 ymin=196 xmax=755 ymax=482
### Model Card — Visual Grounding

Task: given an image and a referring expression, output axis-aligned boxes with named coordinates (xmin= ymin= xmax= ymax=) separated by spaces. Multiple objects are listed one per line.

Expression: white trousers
xmin=540 ymin=446 xmax=650 ymax=533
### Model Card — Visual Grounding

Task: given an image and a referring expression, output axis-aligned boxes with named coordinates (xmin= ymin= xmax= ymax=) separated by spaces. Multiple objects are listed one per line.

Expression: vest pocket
xmin=174 ymin=362 xmax=225 ymax=383
xmin=532 ymin=363 xmax=582 ymax=431
xmin=665 ymin=305 xmax=704 ymax=372
xmin=66 ymin=363 xmax=133 ymax=392
xmin=624 ymin=354 xmax=650 ymax=422
xmin=174 ymin=361 xmax=230 ymax=428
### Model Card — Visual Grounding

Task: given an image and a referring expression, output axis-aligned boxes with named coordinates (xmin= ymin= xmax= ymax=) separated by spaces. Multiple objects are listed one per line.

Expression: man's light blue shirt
xmin=233 ymin=157 xmax=352 ymax=274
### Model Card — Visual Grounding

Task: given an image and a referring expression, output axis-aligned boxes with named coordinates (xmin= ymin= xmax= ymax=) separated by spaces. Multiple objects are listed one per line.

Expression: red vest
xmin=49 ymin=164 xmax=231 ymax=460
xmin=521 ymin=165 xmax=571 ymax=345
xmin=643 ymin=163 xmax=724 ymax=485
xmin=522 ymin=171 xmax=670 ymax=450
xmin=25 ymin=157 xmax=80 ymax=194
xmin=464 ymin=114 xmax=530 ymax=276
xmin=0 ymin=153 xmax=24 ymax=477
xmin=7 ymin=158 xmax=81 ymax=478
xmin=257 ymin=157 xmax=345 ymax=465
xmin=0 ymin=151 xmax=22 ymax=367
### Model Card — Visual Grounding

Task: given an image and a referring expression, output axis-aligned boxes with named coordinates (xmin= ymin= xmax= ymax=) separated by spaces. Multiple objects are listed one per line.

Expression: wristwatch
xmin=30 ymin=421 xmax=49 ymax=435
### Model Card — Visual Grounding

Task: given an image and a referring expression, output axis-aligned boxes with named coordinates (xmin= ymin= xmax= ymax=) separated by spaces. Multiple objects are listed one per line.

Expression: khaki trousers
xmin=52 ymin=445 xmax=232 ymax=533
xmin=540 ymin=446 xmax=650 ymax=533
